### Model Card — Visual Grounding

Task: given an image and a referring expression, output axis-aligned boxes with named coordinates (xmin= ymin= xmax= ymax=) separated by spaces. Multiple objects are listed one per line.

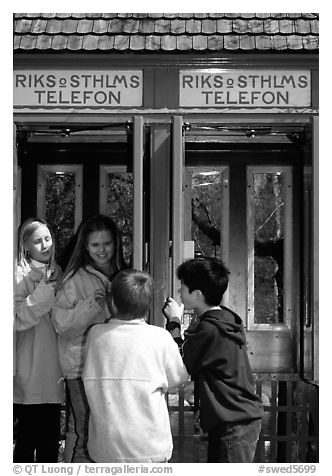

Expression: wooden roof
xmin=14 ymin=13 xmax=319 ymax=53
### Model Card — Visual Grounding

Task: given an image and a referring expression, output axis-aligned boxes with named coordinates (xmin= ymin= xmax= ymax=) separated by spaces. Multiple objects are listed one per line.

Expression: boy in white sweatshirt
xmin=82 ymin=269 xmax=189 ymax=463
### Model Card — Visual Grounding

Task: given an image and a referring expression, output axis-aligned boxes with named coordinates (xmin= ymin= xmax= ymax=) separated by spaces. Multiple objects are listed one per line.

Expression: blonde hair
xmin=17 ymin=218 xmax=55 ymax=271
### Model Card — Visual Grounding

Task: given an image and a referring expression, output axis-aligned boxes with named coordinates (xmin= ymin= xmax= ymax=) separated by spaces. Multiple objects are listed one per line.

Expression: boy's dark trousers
xmin=207 ymin=418 xmax=261 ymax=463
xmin=13 ymin=403 xmax=61 ymax=462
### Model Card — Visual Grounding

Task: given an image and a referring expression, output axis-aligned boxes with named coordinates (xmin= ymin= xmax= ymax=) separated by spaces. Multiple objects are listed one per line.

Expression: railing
xmin=168 ymin=374 xmax=319 ymax=463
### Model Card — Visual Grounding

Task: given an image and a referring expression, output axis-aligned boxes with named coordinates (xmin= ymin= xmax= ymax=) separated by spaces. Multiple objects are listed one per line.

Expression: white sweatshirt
xmin=82 ymin=318 xmax=189 ymax=463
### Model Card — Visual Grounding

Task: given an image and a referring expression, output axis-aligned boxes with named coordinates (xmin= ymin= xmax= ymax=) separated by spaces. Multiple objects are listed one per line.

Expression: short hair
xmin=110 ymin=269 xmax=152 ymax=319
xmin=177 ymin=257 xmax=230 ymax=306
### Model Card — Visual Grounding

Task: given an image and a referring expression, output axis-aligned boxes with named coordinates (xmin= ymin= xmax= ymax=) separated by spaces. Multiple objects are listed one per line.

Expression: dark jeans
xmin=207 ymin=418 xmax=261 ymax=463
xmin=13 ymin=403 xmax=61 ymax=463
xmin=66 ymin=378 xmax=91 ymax=463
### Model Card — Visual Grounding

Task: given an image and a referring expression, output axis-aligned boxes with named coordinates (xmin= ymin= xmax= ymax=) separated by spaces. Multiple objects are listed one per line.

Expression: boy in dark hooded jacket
xmin=163 ymin=257 xmax=263 ymax=463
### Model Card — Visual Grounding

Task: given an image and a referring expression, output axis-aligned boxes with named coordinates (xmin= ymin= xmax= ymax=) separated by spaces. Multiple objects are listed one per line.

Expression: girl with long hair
xmin=52 ymin=214 xmax=127 ymax=462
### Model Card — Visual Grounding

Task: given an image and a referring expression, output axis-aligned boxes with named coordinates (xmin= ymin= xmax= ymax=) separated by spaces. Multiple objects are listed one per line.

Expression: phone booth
xmin=13 ymin=13 xmax=319 ymax=462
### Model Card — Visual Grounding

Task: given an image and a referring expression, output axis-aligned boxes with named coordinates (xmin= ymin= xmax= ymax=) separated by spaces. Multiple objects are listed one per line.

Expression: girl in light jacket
xmin=52 ymin=214 xmax=127 ymax=463
xmin=14 ymin=218 xmax=64 ymax=462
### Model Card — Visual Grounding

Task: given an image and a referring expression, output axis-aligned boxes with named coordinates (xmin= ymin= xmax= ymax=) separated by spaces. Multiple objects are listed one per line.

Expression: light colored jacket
xmin=82 ymin=319 xmax=189 ymax=463
xmin=52 ymin=265 xmax=110 ymax=379
xmin=14 ymin=261 xmax=65 ymax=404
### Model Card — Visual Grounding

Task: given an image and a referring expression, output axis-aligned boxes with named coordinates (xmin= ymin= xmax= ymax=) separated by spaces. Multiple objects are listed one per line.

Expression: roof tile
xmin=287 ymin=13 xmax=302 ymax=19
xmin=51 ymin=35 xmax=68 ymax=50
xmin=177 ymin=35 xmax=192 ymax=50
xmin=240 ymin=35 xmax=256 ymax=50
xmin=146 ymin=35 xmax=161 ymax=50
xmin=138 ymin=20 xmax=155 ymax=34
xmin=303 ymin=35 xmax=319 ymax=50
xmin=132 ymin=13 xmax=150 ymax=19
xmin=21 ymin=34 xmax=37 ymax=49
xmin=62 ymin=19 xmax=79 ymax=34
xmin=240 ymin=13 xmax=256 ymax=19
xmin=208 ymin=14 xmax=225 ymax=18
xmin=186 ymin=19 xmax=201 ymax=34
xmin=83 ymin=35 xmax=99 ymax=50
xmin=255 ymin=35 xmax=273 ymax=50
xmin=77 ymin=19 xmax=93 ymax=34
xmin=114 ymin=35 xmax=130 ymax=50
xmin=36 ymin=34 xmax=52 ymax=49
xmin=67 ymin=35 xmax=84 ymax=50
xmin=193 ymin=13 xmax=208 ymax=19
xmin=233 ymin=19 xmax=248 ymax=34
xmin=207 ymin=34 xmax=224 ymax=50
xmin=264 ymin=19 xmax=280 ymax=35
xmin=123 ymin=19 xmax=140 ymax=34
xmin=117 ymin=13 xmax=133 ymax=18
xmin=13 ymin=35 xmax=22 ymax=49
xmin=170 ymin=19 xmax=186 ymax=34
xmin=147 ymin=13 xmax=164 ymax=19
xmin=295 ymin=19 xmax=311 ymax=34
xmin=97 ymin=35 xmax=114 ymax=50
xmin=250 ymin=19 xmax=264 ymax=34
xmin=155 ymin=19 xmax=170 ymax=34
xmin=56 ymin=13 xmax=72 ymax=19
xmin=40 ymin=13 xmax=57 ymax=19
xmin=217 ymin=19 xmax=233 ymax=34
xmin=70 ymin=13 xmax=87 ymax=19
xmin=162 ymin=13 xmax=178 ymax=19
xmin=108 ymin=19 xmax=125 ymax=34
xmin=224 ymin=35 xmax=240 ymax=50
xmin=93 ymin=19 xmax=108 ymax=34
xmin=130 ymin=35 xmax=145 ymax=50
xmin=286 ymin=35 xmax=303 ymax=50
xmin=279 ymin=19 xmax=295 ymax=34
xmin=160 ymin=34 xmax=177 ymax=50
xmin=255 ymin=13 xmax=272 ymax=19
xmin=31 ymin=19 xmax=47 ymax=34
xmin=310 ymin=19 xmax=319 ymax=34
xmin=201 ymin=19 xmax=217 ymax=34
xmin=86 ymin=13 xmax=104 ymax=19
xmin=193 ymin=35 xmax=208 ymax=50
xmin=15 ymin=19 xmax=32 ymax=34
xmin=46 ymin=19 xmax=62 ymax=34
xmin=272 ymin=35 xmax=288 ymax=50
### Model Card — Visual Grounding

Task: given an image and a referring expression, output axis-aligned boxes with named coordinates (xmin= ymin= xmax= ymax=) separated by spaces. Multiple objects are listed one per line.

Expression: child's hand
xmin=184 ymin=381 xmax=195 ymax=405
xmin=94 ymin=290 xmax=106 ymax=307
xmin=162 ymin=297 xmax=184 ymax=321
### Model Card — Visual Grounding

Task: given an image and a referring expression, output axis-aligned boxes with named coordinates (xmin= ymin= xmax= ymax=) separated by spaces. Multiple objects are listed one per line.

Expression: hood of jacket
xmin=199 ymin=306 xmax=246 ymax=346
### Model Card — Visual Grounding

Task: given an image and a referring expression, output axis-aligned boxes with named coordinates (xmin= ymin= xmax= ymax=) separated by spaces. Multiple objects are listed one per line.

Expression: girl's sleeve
xmin=15 ymin=270 xmax=56 ymax=331
xmin=52 ymin=278 xmax=103 ymax=339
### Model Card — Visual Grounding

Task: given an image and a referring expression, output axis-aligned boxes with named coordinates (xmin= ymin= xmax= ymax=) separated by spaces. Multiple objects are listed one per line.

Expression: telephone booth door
xmin=169 ymin=118 xmax=318 ymax=463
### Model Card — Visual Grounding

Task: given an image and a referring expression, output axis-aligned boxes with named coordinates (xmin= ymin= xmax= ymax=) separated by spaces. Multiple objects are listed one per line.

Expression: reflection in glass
xmin=45 ymin=172 xmax=76 ymax=257
xmin=106 ymin=172 xmax=133 ymax=265
xmin=189 ymin=170 xmax=223 ymax=258
xmin=253 ymin=173 xmax=285 ymax=324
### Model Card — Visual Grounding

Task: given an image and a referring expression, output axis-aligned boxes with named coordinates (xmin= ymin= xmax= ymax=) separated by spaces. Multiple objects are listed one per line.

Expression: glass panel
xmin=45 ymin=172 xmax=76 ymax=257
xmin=105 ymin=171 xmax=134 ymax=265
xmin=188 ymin=169 xmax=223 ymax=258
xmin=253 ymin=172 xmax=285 ymax=324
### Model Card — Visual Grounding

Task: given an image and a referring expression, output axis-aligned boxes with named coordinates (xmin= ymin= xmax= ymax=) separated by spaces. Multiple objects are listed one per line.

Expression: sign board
xmin=180 ymin=70 xmax=311 ymax=108
xmin=13 ymin=70 xmax=143 ymax=108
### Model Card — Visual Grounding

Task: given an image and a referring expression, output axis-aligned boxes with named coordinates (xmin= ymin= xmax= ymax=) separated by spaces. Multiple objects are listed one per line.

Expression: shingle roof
xmin=13 ymin=13 xmax=319 ymax=53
